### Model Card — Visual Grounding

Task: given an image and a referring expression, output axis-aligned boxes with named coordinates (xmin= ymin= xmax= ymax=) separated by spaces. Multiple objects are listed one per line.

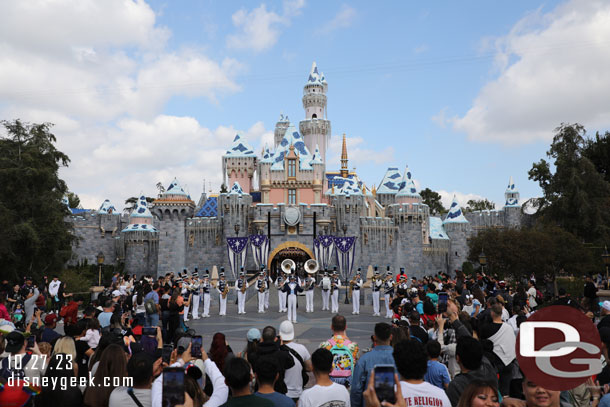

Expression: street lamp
xmin=96 ymin=251 xmax=105 ymax=286
xmin=234 ymin=223 xmax=240 ymax=237
xmin=342 ymin=224 xmax=347 ymax=236
xmin=478 ymin=249 xmax=487 ymax=274
xmin=342 ymin=223 xmax=349 ymax=304
xmin=602 ymin=246 xmax=610 ymax=283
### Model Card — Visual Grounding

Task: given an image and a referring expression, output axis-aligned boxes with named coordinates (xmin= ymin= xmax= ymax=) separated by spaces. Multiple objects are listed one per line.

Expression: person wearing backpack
xmin=279 ymin=320 xmax=312 ymax=403
xmin=0 ymin=331 xmax=44 ymax=388
xmin=319 ymin=314 xmax=359 ymax=388
xmin=144 ymin=283 xmax=161 ymax=328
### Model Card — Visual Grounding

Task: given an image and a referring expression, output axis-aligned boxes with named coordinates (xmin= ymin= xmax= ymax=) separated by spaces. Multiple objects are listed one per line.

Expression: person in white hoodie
xmin=48 ymin=276 xmax=62 ymax=313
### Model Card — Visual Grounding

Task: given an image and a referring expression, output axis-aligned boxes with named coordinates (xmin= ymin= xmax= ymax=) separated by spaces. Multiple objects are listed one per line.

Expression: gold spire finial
xmin=372 ymin=185 xmax=377 ymax=196
xmin=340 ymin=133 xmax=348 ymax=178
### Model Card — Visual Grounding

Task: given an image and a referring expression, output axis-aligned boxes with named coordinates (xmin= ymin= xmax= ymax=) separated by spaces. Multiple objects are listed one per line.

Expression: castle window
xmin=288 ymin=159 xmax=296 ymax=177
xmin=288 ymin=189 xmax=296 ymax=204
xmin=312 ymin=113 xmax=317 ymax=119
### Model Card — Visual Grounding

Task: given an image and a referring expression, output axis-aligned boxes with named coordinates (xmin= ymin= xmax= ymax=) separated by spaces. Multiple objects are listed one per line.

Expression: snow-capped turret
xmin=396 ymin=165 xmax=421 ymax=204
xmin=443 ymin=196 xmax=469 ymax=224
xmin=504 ymin=176 xmax=520 ymax=207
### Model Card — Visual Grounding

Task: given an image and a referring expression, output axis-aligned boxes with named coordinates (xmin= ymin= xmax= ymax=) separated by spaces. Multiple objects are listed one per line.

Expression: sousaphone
xmin=304 ymin=259 xmax=319 ymax=274
xmin=281 ymin=259 xmax=296 ymax=274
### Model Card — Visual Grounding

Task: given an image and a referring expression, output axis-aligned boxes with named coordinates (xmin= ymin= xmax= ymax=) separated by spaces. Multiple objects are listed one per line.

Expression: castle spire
xmin=340 ymin=133 xmax=348 ymax=178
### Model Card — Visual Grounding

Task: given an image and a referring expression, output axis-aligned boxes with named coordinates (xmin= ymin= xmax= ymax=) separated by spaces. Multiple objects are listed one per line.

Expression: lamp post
xmin=342 ymin=224 xmax=348 ymax=236
xmin=342 ymin=223 xmax=349 ymax=304
xmin=478 ymin=249 xmax=487 ymax=274
xmin=603 ymin=246 xmax=610 ymax=283
xmin=96 ymin=251 xmax=105 ymax=286
xmin=234 ymin=223 xmax=240 ymax=237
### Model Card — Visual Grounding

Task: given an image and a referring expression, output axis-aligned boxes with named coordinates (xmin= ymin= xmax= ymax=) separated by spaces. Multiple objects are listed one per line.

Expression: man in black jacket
xmin=248 ymin=325 xmax=295 ymax=394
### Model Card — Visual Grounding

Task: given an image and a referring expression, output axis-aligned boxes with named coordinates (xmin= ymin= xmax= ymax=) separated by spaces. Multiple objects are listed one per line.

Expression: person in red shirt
xmin=396 ymin=268 xmax=407 ymax=283
xmin=60 ymin=296 xmax=84 ymax=325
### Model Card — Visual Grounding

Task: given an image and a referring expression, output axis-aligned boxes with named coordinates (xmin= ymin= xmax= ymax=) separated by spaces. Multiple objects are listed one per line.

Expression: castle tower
xmin=274 ymin=114 xmax=290 ymax=148
xmin=504 ymin=176 xmax=522 ymax=228
xmin=299 ymin=62 xmax=331 ymax=167
xmin=152 ymin=178 xmax=195 ymax=275
xmin=122 ymin=195 xmax=159 ymax=277
xmin=222 ymin=134 xmax=257 ymax=193
xmin=443 ymin=196 xmax=471 ymax=273
xmin=310 ymin=144 xmax=324 ymax=203
xmin=395 ymin=165 xmax=421 ymax=205
xmin=376 ymin=167 xmax=402 ymax=207
xmin=340 ymin=134 xmax=349 ymax=178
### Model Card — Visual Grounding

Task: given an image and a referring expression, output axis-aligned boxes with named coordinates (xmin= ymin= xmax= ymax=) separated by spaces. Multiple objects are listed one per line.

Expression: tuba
xmin=304 ymin=259 xmax=319 ymax=275
xmin=281 ymin=259 xmax=296 ymax=275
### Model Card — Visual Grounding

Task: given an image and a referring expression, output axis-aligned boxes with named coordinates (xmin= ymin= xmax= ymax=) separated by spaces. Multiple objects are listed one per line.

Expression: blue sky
xmin=2 ymin=0 xmax=609 ymax=210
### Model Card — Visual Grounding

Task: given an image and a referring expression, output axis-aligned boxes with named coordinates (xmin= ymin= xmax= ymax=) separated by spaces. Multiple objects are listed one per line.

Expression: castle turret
xmin=274 ymin=114 xmax=290 ymax=148
xmin=310 ymin=144 xmax=324 ymax=203
xmin=223 ymin=134 xmax=257 ymax=193
xmin=122 ymin=195 xmax=159 ymax=276
xmin=504 ymin=176 xmax=522 ymax=228
xmin=300 ymin=62 xmax=331 ymax=167
xmin=376 ymin=167 xmax=402 ymax=207
xmin=395 ymin=165 xmax=421 ymax=205
xmin=443 ymin=196 xmax=471 ymax=273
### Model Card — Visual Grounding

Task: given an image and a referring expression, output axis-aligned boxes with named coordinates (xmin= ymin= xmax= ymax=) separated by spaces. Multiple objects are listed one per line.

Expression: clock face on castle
xmin=283 ymin=206 xmax=301 ymax=226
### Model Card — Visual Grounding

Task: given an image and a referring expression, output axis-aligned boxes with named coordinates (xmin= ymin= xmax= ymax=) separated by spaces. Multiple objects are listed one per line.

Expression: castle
xmin=67 ymin=62 xmax=525 ymax=278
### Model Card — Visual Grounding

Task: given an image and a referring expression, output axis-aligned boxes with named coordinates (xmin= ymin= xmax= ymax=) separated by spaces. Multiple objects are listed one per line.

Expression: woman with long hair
xmin=132 ymin=286 xmax=146 ymax=327
xmin=0 ymin=293 xmax=10 ymax=320
xmin=208 ymin=332 xmax=233 ymax=374
xmin=456 ymin=380 xmax=500 ymax=407
xmin=37 ymin=353 xmax=83 ymax=407
xmin=168 ymin=289 xmax=183 ymax=344
xmin=83 ymin=344 xmax=128 ymax=407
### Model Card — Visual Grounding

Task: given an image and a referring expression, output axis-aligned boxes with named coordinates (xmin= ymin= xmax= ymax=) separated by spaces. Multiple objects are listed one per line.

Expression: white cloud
xmin=327 ymin=134 xmax=395 ymax=168
xmin=452 ymin=0 xmax=610 ymax=144
xmin=316 ymin=4 xmax=356 ymax=36
xmin=227 ymin=0 xmax=306 ymax=52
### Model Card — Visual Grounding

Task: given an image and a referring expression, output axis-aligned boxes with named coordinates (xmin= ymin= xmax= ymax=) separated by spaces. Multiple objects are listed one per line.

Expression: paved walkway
xmin=186 ymin=289 xmax=388 ymax=355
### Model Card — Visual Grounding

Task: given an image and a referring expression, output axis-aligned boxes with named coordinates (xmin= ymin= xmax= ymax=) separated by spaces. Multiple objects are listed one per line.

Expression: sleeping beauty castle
xmin=67 ymin=63 xmax=525 ymax=279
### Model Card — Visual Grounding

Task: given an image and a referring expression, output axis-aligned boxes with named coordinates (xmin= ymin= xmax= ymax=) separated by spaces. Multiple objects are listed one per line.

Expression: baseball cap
xmin=600 ymin=301 xmax=610 ymax=312
xmin=177 ymin=336 xmax=192 ymax=352
xmin=247 ymin=328 xmax=261 ymax=342
xmin=279 ymin=320 xmax=294 ymax=341
xmin=44 ymin=313 xmax=58 ymax=325
xmin=112 ymin=290 xmax=122 ymax=298
xmin=5 ymin=331 xmax=25 ymax=353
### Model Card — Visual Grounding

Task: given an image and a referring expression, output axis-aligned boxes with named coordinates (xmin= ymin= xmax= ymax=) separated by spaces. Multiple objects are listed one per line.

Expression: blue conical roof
xmin=132 ymin=195 xmax=153 ymax=218
xmin=229 ymin=182 xmax=244 ymax=196
xmin=443 ymin=196 xmax=468 ymax=224
xmin=396 ymin=165 xmax=420 ymax=197
xmin=271 ymin=124 xmax=313 ymax=171
xmin=98 ymin=199 xmax=117 ymax=214
xmin=166 ymin=178 xmax=188 ymax=196
xmin=377 ymin=167 xmax=402 ymax=194
xmin=225 ymin=134 xmax=256 ymax=157
xmin=310 ymin=144 xmax=323 ymax=165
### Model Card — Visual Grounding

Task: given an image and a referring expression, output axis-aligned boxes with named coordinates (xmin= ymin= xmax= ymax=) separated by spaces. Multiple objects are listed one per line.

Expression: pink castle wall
xmin=299 ymin=189 xmax=315 ymax=204
xmin=229 ymin=170 xmax=251 ymax=193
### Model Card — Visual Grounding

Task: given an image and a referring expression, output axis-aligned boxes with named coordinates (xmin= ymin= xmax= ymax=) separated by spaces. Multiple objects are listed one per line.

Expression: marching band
xmin=162 ymin=262 xmax=415 ymax=320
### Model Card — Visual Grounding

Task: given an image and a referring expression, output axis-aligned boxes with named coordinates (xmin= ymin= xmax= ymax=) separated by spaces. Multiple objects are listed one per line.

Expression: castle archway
xmin=268 ymin=241 xmax=314 ymax=280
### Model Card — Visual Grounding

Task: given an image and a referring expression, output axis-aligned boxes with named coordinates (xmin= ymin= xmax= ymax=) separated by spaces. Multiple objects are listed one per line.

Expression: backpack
xmin=0 ymin=353 xmax=32 ymax=380
xmin=536 ymin=289 xmax=544 ymax=303
xmin=328 ymin=337 xmax=354 ymax=379
xmin=145 ymin=297 xmax=157 ymax=315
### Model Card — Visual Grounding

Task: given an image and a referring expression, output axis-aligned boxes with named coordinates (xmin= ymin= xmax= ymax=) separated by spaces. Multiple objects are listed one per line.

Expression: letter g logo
xmin=516 ymin=306 xmax=602 ymax=391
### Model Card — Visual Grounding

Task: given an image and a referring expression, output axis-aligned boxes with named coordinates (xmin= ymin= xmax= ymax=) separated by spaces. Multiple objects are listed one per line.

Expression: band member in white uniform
xmin=319 ymin=271 xmax=331 ymax=311
xmin=275 ymin=272 xmax=287 ymax=313
xmin=264 ymin=270 xmax=271 ymax=309
xmin=383 ymin=269 xmax=395 ymax=319
xmin=201 ymin=271 xmax=211 ymax=317
xmin=372 ymin=267 xmax=382 ymax=316
xmin=351 ymin=269 xmax=363 ymax=315
xmin=283 ymin=274 xmax=303 ymax=323
xmin=330 ymin=270 xmax=341 ymax=314
xmin=236 ymin=268 xmax=248 ymax=315
xmin=191 ymin=269 xmax=201 ymax=319
xmin=256 ymin=271 xmax=267 ymax=313
xmin=304 ymin=273 xmax=315 ymax=312
xmin=217 ymin=272 xmax=228 ymax=316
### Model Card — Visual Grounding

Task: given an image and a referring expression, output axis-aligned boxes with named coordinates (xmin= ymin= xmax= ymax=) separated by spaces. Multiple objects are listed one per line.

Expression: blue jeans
xmin=145 ymin=313 xmax=159 ymax=327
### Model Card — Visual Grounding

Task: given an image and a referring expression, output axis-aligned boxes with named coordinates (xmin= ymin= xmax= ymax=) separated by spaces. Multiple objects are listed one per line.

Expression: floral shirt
xmin=319 ymin=335 xmax=359 ymax=363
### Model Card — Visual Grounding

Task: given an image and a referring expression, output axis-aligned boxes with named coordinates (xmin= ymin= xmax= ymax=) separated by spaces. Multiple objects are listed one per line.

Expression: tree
xmin=0 ymin=120 xmax=74 ymax=281
xmin=529 ymin=123 xmax=610 ymax=243
xmin=67 ymin=191 xmax=81 ymax=209
xmin=420 ymin=188 xmax=446 ymax=215
xmin=124 ymin=196 xmax=155 ymax=213
xmin=584 ymin=131 xmax=610 ymax=184
xmin=465 ymin=199 xmax=495 ymax=212
xmin=467 ymin=226 xmax=594 ymax=280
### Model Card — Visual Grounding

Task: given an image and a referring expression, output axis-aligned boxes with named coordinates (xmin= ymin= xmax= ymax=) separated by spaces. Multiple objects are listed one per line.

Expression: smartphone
xmin=438 ymin=291 xmax=448 ymax=314
xmin=191 ymin=335 xmax=202 ymax=358
xmin=374 ymin=365 xmax=396 ymax=404
xmin=27 ymin=335 xmax=35 ymax=349
xmin=162 ymin=367 xmax=185 ymax=406
xmin=142 ymin=327 xmax=157 ymax=336
xmin=162 ymin=344 xmax=174 ymax=364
